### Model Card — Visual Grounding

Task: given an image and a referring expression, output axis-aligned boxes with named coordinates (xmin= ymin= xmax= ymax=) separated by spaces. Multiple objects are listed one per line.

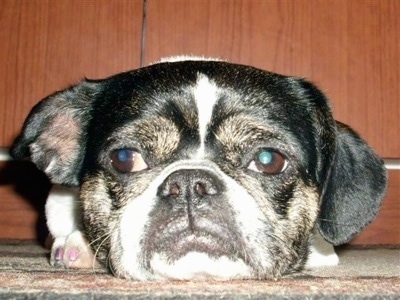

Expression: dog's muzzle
xmin=145 ymin=168 xmax=244 ymax=261
xmin=117 ymin=162 xmax=263 ymax=280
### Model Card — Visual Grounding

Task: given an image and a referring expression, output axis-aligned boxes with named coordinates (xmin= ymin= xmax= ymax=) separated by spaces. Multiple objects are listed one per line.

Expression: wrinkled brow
xmin=213 ymin=114 xmax=306 ymax=163
xmin=106 ymin=117 xmax=181 ymax=161
xmin=214 ymin=115 xmax=277 ymax=148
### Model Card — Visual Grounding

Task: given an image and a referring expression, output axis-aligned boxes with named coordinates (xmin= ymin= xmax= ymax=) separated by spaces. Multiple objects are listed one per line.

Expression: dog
xmin=10 ymin=56 xmax=387 ymax=280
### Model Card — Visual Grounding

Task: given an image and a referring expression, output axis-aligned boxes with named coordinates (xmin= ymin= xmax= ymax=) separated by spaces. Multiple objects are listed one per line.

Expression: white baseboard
xmin=0 ymin=148 xmax=11 ymax=161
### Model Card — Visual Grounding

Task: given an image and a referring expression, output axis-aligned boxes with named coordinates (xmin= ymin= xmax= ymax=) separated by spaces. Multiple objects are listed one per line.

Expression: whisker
xmin=317 ymin=218 xmax=357 ymax=227
xmin=107 ymin=252 xmax=117 ymax=277
xmin=93 ymin=232 xmax=112 ymax=269
xmin=86 ymin=231 xmax=112 ymax=270
xmin=69 ymin=231 xmax=111 ymax=273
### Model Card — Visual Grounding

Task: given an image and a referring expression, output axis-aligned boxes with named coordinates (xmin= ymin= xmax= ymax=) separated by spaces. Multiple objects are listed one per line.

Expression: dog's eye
xmin=248 ymin=149 xmax=287 ymax=175
xmin=110 ymin=149 xmax=148 ymax=173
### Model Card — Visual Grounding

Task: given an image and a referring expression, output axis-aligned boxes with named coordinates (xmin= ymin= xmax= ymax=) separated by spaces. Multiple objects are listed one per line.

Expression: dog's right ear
xmin=10 ymin=80 xmax=100 ymax=186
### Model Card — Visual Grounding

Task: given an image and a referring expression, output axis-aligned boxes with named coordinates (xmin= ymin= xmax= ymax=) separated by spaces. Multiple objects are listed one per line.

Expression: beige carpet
xmin=0 ymin=240 xmax=399 ymax=299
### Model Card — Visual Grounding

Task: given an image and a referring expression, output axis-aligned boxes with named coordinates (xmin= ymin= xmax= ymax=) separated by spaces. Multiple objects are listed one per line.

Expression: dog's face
xmin=11 ymin=59 xmax=387 ymax=280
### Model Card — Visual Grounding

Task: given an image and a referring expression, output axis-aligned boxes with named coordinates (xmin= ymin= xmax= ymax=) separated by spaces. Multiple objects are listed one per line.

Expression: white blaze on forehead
xmin=193 ymin=74 xmax=220 ymax=157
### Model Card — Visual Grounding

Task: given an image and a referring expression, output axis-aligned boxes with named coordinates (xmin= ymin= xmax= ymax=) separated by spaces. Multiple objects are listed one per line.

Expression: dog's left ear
xmin=295 ymin=79 xmax=388 ymax=245
xmin=317 ymin=120 xmax=388 ymax=245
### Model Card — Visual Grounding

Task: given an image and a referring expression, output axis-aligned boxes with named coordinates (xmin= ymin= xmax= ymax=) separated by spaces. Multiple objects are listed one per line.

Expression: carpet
xmin=0 ymin=240 xmax=399 ymax=299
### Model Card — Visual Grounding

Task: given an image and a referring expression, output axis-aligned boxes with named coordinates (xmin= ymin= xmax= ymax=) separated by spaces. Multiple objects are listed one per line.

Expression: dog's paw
xmin=306 ymin=232 xmax=339 ymax=268
xmin=50 ymin=230 xmax=98 ymax=269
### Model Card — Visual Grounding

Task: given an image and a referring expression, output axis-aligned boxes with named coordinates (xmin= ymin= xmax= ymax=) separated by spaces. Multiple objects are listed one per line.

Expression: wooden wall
xmin=0 ymin=0 xmax=399 ymax=245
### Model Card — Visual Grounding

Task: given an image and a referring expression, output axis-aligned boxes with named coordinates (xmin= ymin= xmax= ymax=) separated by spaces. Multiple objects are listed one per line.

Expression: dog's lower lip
xmin=166 ymin=231 xmax=237 ymax=258
xmin=177 ymin=233 xmax=221 ymax=248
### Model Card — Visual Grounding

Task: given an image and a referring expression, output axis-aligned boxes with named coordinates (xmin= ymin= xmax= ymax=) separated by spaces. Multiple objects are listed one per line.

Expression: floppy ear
xmin=10 ymin=80 xmax=100 ymax=186
xmin=317 ymin=122 xmax=388 ymax=245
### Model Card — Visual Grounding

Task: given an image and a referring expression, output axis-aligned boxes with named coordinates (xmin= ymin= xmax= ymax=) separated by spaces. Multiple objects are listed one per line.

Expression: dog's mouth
xmin=150 ymin=229 xmax=239 ymax=261
xmin=142 ymin=222 xmax=252 ymax=280
xmin=177 ymin=232 xmax=233 ymax=255
xmin=144 ymin=220 xmax=242 ymax=262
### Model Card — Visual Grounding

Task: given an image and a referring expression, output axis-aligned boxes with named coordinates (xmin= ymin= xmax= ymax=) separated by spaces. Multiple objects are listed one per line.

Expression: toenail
xmin=69 ymin=249 xmax=78 ymax=261
xmin=55 ymin=248 xmax=64 ymax=260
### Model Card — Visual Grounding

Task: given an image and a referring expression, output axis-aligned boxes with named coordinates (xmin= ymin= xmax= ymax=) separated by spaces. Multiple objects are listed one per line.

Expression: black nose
xmin=157 ymin=169 xmax=224 ymax=207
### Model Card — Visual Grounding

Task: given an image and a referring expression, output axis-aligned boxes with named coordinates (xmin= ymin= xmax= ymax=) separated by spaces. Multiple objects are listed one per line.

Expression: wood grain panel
xmin=144 ymin=0 xmax=400 ymax=158
xmin=0 ymin=0 xmax=398 ymax=248
xmin=0 ymin=0 xmax=143 ymax=147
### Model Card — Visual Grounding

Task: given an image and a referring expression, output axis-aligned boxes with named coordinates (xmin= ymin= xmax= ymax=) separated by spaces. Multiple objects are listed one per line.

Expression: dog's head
xmin=11 ymin=59 xmax=387 ymax=280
